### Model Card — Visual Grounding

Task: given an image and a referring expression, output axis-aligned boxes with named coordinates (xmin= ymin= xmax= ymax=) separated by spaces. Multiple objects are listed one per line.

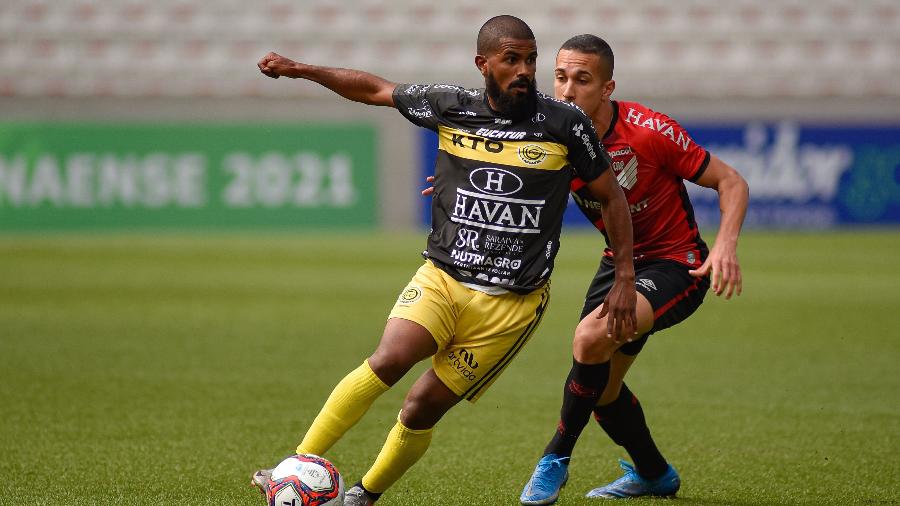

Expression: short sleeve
xmin=650 ymin=114 xmax=710 ymax=182
xmin=392 ymin=83 xmax=441 ymax=131
xmin=565 ymin=112 xmax=612 ymax=182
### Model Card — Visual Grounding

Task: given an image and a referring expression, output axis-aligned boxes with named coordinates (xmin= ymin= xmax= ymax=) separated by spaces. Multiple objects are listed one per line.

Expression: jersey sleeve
xmin=649 ymin=113 xmax=710 ymax=182
xmin=565 ymin=110 xmax=612 ymax=182
xmin=392 ymin=83 xmax=443 ymax=131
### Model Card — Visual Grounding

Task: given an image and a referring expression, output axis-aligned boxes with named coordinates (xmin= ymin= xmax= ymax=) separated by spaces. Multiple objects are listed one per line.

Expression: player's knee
xmin=399 ymin=394 xmax=441 ymax=430
xmin=367 ymin=351 xmax=416 ymax=386
xmin=572 ymin=321 xmax=615 ymax=363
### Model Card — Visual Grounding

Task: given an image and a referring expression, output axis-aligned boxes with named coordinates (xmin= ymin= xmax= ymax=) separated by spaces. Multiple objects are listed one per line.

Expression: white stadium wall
xmin=1 ymin=0 xmax=898 ymax=230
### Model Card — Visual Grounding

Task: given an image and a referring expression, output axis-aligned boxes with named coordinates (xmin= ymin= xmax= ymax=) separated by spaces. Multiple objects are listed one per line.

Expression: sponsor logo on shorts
xmin=636 ymin=278 xmax=658 ymax=291
xmin=398 ymin=286 xmax=423 ymax=304
xmin=447 ymin=349 xmax=479 ymax=381
xmin=517 ymin=144 xmax=548 ymax=165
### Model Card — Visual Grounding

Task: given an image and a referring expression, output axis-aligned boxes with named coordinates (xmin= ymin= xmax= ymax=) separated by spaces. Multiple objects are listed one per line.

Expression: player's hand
xmin=257 ymin=52 xmax=298 ymax=79
xmin=597 ymin=279 xmax=637 ymax=342
xmin=421 ymin=175 xmax=435 ymax=197
xmin=689 ymin=241 xmax=742 ymax=299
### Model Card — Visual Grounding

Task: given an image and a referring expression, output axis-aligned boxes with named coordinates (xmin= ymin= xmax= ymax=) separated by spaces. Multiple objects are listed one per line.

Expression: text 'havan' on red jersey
xmin=571 ymin=101 xmax=710 ymax=266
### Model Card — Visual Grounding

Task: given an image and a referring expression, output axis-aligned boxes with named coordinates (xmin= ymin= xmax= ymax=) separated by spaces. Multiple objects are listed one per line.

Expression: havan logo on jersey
xmin=469 ymin=168 xmax=523 ymax=196
xmin=623 ymin=108 xmax=693 ymax=151
xmin=452 ymin=188 xmax=544 ymax=234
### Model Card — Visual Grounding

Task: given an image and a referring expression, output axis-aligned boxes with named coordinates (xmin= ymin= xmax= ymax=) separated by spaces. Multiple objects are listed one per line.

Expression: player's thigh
xmin=573 ymin=293 xmax=654 ymax=363
xmin=636 ymin=259 xmax=711 ymax=334
xmin=374 ymin=261 xmax=468 ymax=385
xmin=369 ymin=318 xmax=439 ymax=386
xmin=432 ymin=283 xmax=551 ymax=403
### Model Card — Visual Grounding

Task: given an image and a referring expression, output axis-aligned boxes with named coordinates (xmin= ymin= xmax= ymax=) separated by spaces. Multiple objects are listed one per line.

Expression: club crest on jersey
xmin=614 ymin=155 xmax=639 ymax=190
xmin=469 ymin=167 xmax=523 ymax=196
xmin=398 ymin=286 xmax=423 ymax=304
xmin=517 ymin=144 xmax=549 ymax=165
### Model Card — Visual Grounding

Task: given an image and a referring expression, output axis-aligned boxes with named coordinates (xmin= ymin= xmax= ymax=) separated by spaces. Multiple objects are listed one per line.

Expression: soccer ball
xmin=265 ymin=454 xmax=345 ymax=506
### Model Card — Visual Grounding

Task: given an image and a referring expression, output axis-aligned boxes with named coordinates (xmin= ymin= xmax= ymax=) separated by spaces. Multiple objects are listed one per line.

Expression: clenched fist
xmin=257 ymin=52 xmax=300 ymax=79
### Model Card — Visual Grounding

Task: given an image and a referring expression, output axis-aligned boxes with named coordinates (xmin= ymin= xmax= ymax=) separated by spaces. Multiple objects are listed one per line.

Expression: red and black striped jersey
xmin=571 ymin=100 xmax=709 ymax=267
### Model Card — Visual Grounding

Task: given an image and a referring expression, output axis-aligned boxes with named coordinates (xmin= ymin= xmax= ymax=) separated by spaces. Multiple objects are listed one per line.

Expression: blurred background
xmin=2 ymin=3 xmax=899 ymax=504
xmin=1 ymin=0 xmax=899 ymax=231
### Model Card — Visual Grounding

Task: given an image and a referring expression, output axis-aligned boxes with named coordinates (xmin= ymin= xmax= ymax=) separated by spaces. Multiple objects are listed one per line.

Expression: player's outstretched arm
xmin=585 ymin=170 xmax=637 ymax=341
xmin=257 ymin=52 xmax=397 ymax=107
xmin=689 ymin=154 xmax=749 ymax=299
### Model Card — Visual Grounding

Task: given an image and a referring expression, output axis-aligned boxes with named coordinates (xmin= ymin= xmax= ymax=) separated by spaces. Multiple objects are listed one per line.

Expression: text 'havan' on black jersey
xmin=393 ymin=83 xmax=612 ymax=293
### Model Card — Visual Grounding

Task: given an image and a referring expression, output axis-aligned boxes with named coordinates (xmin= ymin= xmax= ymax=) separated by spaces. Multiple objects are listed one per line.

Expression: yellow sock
xmin=296 ymin=360 xmax=389 ymax=456
xmin=361 ymin=417 xmax=434 ymax=494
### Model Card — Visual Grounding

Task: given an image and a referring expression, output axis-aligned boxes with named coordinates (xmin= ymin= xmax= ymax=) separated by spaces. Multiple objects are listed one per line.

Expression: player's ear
xmin=475 ymin=55 xmax=488 ymax=76
xmin=603 ymin=79 xmax=616 ymax=101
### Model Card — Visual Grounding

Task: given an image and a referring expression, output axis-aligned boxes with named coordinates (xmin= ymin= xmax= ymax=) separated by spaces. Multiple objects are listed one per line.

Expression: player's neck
xmin=591 ymin=101 xmax=615 ymax=139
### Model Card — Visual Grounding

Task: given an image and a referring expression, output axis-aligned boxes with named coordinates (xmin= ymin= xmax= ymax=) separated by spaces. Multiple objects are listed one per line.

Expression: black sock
xmin=592 ymin=383 xmax=668 ymax=480
xmin=355 ymin=481 xmax=382 ymax=502
xmin=544 ymin=358 xmax=610 ymax=457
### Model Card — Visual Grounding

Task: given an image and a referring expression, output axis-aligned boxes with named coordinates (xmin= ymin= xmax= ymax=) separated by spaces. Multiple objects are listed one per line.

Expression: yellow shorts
xmin=389 ymin=260 xmax=551 ymax=402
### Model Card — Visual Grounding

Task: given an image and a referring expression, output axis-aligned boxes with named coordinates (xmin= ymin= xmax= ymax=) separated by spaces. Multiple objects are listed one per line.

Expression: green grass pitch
xmin=1 ymin=230 xmax=898 ymax=505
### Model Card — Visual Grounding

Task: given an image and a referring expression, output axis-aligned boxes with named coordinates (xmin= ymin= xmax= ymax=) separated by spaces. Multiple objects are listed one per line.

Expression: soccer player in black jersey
xmin=251 ymin=17 xmax=638 ymax=506
xmin=519 ymin=35 xmax=749 ymax=504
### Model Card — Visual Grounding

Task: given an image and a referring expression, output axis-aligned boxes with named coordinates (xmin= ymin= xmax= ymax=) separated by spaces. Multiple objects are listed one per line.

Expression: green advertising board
xmin=0 ymin=123 xmax=377 ymax=230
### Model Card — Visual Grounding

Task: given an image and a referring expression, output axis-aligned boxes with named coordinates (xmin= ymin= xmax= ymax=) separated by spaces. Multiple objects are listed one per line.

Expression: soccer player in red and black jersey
xmin=520 ymin=35 xmax=749 ymax=504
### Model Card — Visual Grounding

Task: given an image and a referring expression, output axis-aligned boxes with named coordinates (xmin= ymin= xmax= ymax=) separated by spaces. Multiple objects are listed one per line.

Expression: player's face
xmin=554 ymin=49 xmax=613 ymax=119
xmin=481 ymin=38 xmax=538 ymax=117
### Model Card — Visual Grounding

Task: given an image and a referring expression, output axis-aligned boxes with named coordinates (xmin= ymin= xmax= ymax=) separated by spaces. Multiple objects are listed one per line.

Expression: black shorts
xmin=581 ymin=256 xmax=711 ymax=356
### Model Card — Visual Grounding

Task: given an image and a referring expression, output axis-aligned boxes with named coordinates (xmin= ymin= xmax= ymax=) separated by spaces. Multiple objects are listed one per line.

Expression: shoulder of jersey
xmin=408 ymin=83 xmax=482 ymax=99
xmin=618 ymin=100 xmax=677 ymax=124
xmin=537 ymin=91 xmax=590 ymax=119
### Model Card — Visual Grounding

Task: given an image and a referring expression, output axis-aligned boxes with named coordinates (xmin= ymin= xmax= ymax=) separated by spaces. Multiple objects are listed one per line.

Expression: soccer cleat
xmin=585 ymin=459 xmax=680 ymax=499
xmin=344 ymin=484 xmax=376 ymax=506
xmin=520 ymin=454 xmax=571 ymax=505
xmin=250 ymin=468 xmax=273 ymax=496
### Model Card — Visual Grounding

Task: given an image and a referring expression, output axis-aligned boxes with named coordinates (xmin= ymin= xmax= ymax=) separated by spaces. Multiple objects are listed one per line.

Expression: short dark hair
xmin=477 ymin=15 xmax=535 ymax=55
xmin=560 ymin=34 xmax=614 ymax=80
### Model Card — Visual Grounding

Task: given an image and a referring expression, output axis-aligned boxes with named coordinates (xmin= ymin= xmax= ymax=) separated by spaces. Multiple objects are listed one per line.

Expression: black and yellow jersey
xmin=394 ymin=83 xmax=611 ymax=293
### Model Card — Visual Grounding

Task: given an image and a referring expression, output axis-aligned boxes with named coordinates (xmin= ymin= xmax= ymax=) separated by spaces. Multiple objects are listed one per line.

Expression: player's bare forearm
xmin=587 ymin=172 xmax=634 ymax=278
xmin=257 ymin=52 xmax=396 ymax=107
xmin=601 ymin=196 xmax=635 ymax=280
xmin=714 ymin=165 xmax=749 ymax=249
xmin=586 ymin=172 xmax=636 ymax=339
xmin=691 ymin=154 xmax=749 ymax=297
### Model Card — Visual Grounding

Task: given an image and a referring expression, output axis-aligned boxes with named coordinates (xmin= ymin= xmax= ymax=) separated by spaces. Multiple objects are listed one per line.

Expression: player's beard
xmin=486 ymin=72 xmax=537 ymax=121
